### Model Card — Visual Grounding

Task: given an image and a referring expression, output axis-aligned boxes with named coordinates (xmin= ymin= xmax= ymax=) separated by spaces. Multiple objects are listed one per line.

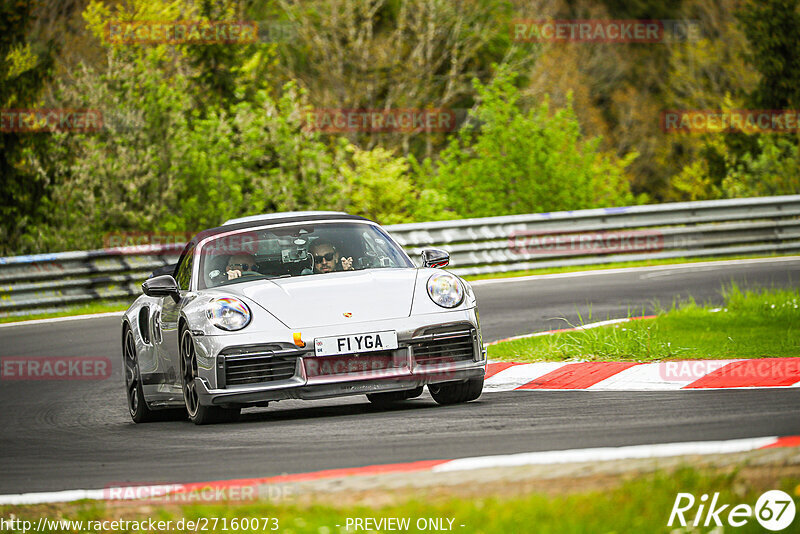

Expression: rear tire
xmin=180 ymin=327 xmax=241 ymax=425
xmin=428 ymin=377 xmax=483 ymax=405
xmin=366 ymin=386 xmax=424 ymax=405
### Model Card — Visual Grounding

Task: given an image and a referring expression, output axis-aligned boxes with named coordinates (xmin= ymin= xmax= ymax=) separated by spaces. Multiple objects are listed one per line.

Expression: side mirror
xmin=421 ymin=249 xmax=450 ymax=268
xmin=142 ymin=275 xmax=180 ymax=300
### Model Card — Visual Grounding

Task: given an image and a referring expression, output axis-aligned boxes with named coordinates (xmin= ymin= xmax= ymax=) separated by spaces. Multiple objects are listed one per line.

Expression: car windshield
xmin=196 ymin=221 xmax=414 ymax=289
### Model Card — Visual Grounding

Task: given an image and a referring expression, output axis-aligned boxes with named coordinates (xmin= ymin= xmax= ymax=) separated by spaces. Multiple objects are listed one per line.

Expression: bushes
xmin=5 ymin=2 xmax=639 ymax=255
xmin=417 ymin=68 xmax=638 ymax=219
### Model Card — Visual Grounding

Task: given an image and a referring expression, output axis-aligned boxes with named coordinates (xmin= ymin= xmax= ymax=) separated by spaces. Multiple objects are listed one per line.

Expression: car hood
xmin=234 ymin=269 xmax=418 ymax=328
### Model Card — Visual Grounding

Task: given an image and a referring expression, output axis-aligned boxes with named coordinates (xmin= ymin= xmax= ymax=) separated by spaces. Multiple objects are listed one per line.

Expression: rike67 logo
xmin=669 ymin=490 xmax=796 ymax=531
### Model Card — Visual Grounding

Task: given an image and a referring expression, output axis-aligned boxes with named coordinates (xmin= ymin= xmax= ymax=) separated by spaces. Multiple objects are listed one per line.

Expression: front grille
xmin=411 ymin=328 xmax=476 ymax=366
xmin=221 ymin=345 xmax=299 ymax=386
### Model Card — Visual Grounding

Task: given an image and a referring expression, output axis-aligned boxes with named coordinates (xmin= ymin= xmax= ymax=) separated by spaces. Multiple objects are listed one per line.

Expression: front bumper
xmin=196 ymin=363 xmax=486 ymax=406
xmin=193 ymin=310 xmax=486 ymax=407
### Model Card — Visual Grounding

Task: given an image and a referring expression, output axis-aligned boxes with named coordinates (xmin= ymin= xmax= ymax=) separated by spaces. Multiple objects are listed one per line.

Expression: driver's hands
xmin=226 ymin=269 xmax=242 ymax=280
xmin=341 ymin=257 xmax=354 ymax=271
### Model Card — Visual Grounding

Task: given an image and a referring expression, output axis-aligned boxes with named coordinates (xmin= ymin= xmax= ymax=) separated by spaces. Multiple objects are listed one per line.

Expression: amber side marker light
xmin=293 ymin=332 xmax=305 ymax=348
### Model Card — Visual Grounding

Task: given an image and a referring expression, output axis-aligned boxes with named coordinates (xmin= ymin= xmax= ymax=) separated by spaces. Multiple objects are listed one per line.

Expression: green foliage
xmin=30 ymin=0 xmax=353 ymax=250
xmin=340 ymin=146 xmax=413 ymax=225
xmin=0 ymin=0 xmax=57 ymax=255
xmin=671 ymin=129 xmax=799 ymax=202
xmin=670 ymin=136 xmax=727 ymax=201
xmin=667 ymin=0 xmax=800 ymax=202
xmin=736 ymin=0 xmax=800 ymax=109
xmin=420 ymin=67 xmax=637 ymax=218
xmin=6 ymin=0 xmax=800 ymax=256
xmin=339 ymin=146 xmax=453 ymax=224
xmin=722 ymin=135 xmax=800 ymax=197
xmin=40 ymin=48 xmax=350 ymax=248
xmin=274 ymin=0 xmax=529 ymax=159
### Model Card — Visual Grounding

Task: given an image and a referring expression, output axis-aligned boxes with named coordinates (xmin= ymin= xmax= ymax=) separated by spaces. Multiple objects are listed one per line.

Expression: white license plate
xmin=314 ymin=331 xmax=398 ymax=356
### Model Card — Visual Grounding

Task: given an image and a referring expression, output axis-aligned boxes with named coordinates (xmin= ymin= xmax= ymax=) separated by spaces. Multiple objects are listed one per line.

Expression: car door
xmin=157 ymin=245 xmax=195 ymax=394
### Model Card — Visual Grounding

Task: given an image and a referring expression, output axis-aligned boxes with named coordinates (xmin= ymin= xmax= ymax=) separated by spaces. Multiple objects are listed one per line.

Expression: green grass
xmin=0 ymin=301 xmax=130 ymax=324
xmin=487 ymin=285 xmax=800 ymax=362
xmin=462 ymin=252 xmax=798 ymax=281
xmin=1 ymin=466 xmax=797 ymax=533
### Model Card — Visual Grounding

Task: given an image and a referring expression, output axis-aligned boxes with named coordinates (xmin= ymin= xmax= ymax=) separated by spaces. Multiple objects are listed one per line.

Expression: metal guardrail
xmin=1 ymin=195 xmax=799 ymax=316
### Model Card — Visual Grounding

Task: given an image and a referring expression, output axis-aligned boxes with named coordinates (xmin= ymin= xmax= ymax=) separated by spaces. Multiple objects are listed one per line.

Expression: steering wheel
xmin=215 ymin=270 xmax=264 ymax=285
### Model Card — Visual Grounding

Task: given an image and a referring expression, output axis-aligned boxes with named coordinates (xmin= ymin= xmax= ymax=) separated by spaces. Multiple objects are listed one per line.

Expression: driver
xmin=224 ymin=253 xmax=260 ymax=280
xmin=208 ymin=253 xmax=260 ymax=285
xmin=310 ymin=241 xmax=353 ymax=274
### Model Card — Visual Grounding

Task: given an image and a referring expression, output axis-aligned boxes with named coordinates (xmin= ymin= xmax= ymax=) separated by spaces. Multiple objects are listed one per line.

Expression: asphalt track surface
xmin=1 ymin=258 xmax=798 ymax=494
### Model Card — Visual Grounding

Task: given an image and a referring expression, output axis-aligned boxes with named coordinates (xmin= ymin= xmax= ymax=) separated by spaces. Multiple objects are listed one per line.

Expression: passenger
xmin=310 ymin=241 xmax=353 ymax=273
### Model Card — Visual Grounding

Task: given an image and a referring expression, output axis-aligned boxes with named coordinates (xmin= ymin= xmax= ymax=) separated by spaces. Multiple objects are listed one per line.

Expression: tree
xmin=275 ymin=0 xmax=531 ymax=159
xmin=736 ymin=0 xmax=800 ymax=109
xmin=418 ymin=67 xmax=638 ymax=219
xmin=25 ymin=1 xmax=352 ymax=251
xmin=0 ymin=0 xmax=57 ymax=255
xmin=722 ymin=135 xmax=800 ymax=198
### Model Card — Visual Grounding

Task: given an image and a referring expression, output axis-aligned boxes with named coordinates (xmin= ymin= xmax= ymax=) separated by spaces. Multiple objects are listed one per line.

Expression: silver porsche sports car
xmin=122 ymin=212 xmax=486 ymax=424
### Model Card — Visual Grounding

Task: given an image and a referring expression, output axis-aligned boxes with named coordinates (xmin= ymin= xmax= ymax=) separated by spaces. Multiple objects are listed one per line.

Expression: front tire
xmin=124 ymin=325 xmax=156 ymax=423
xmin=180 ymin=328 xmax=240 ymax=425
xmin=428 ymin=377 xmax=483 ymax=405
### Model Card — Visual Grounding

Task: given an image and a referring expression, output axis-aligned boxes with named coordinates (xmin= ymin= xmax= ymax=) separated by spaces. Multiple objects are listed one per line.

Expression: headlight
xmin=206 ymin=297 xmax=251 ymax=331
xmin=427 ymin=273 xmax=464 ymax=308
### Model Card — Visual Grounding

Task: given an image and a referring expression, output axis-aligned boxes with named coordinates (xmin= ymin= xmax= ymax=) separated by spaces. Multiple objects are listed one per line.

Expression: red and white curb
xmin=484 ymin=358 xmax=800 ymax=391
xmin=2 ymin=435 xmax=798 ymax=506
xmin=484 ymin=315 xmax=800 ymax=391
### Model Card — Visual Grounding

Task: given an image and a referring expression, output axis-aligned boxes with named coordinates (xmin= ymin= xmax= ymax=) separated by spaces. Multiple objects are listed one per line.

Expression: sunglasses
xmin=228 ymin=263 xmax=257 ymax=271
xmin=313 ymin=252 xmax=336 ymax=263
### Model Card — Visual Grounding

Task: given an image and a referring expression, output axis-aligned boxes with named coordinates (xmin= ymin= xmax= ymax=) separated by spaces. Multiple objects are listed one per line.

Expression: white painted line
xmin=469 ymin=256 xmax=800 ymax=286
xmin=0 ymin=311 xmax=124 ymax=328
xmin=0 ymin=488 xmax=106 ymax=506
xmin=483 ymin=362 xmax=568 ymax=392
xmin=486 ymin=316 xmax=652 ymax=346
xmin=0 ymin=483 xmax=185 ymax=506
xmin=432 ymin=436 xmax=780 ymax=473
